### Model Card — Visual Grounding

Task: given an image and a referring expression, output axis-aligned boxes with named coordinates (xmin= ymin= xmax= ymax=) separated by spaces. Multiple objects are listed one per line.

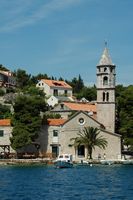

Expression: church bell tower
xmin=96 ymin=43 xmax=116 ymax=132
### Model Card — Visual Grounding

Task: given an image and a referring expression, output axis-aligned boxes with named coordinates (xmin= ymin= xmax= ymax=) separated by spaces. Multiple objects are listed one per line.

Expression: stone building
xmin=47 ymin=95 xmax=74 ymax=108
xmin=51 ymin=101 xmax=97 ymax=119
xmin=96 ymin=45 xmax=116 ymax=132
xmin=0 ymin=46 xmax=122 ymax=161
xmin=38 ymin=45 xmax=121 ymax=161
xmin=38 ymin=111 xmax=121 ymax=161
xmin=36 ymin=79 xmax=72 ymax=97
xmin=0 ymin=70 xmax=16 ymax=89
xmin=0 ymin=119 xmax=13 ymax=156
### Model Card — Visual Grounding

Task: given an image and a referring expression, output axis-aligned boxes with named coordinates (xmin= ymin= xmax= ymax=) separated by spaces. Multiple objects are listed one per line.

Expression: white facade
xmin=47 ymin=96 xmax=58 ymax=107
xmin=36 ymin=79 xmax=72 ymax=97
xmin=0 ymin=120 xmax=14 ymax=153
xmin=47 ymin=96 xmax=74 ymax=107
xmin=36 ymin=80 xmax=51 ymax=95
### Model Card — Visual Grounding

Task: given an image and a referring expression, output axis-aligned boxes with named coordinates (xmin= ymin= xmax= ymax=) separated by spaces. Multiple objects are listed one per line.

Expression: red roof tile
xmin=47 ymin=119 xmax=66 ymax=126
xmin=41 ymin=79 xmax=72 ymax=89
xmin=0 ymin=119 xmax=11 ymax=126
xmin=63 ymin=102 xmax=97 ymax=113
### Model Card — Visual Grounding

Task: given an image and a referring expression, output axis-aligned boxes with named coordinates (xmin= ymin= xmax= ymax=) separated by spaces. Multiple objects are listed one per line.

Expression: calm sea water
xmin=0 ymin=164 xmax=133 ymax=200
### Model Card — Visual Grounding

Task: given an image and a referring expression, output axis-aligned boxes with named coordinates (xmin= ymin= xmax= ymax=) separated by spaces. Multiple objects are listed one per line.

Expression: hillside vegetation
xmin=0 ymin=68 xmax=132 ymax=151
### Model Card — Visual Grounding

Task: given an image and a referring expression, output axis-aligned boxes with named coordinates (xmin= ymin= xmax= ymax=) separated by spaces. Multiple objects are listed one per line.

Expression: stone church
xmin=0 ymin=45 xmax=121 ymax=160
xmin=38 ymin=45 xmax=121 ymax=161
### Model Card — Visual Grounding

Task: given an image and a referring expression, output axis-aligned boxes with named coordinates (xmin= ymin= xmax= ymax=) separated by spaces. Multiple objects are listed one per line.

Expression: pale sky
xmin=0 ymin=0 xmax=133 ymax=86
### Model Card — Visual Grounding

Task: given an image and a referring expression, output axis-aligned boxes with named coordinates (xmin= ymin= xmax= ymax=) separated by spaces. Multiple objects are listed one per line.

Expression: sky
xmin=0 ymin=0 xmax=133 ymax=86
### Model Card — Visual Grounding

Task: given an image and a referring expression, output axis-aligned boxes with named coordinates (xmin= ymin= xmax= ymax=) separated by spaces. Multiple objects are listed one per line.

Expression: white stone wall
xmin=97 ymin=90 xmax=115 ymax=102
xmin=47 ymin=96 xmax=58 ymax=107
xmin=36 ymin=81 xmax=51 ymax=96
xmin=52 ymin=88 xmax=72 ymax=97
xmin=92 ymin=130 xmax=121 ymax=160
xmin=0 ymin=126 xmax=14 ymax=153
xmin=97 ymin=103 xmax=115 ymax=133
xmin=36 ymin=81 xmax=72 ymax=97
xmin=38 ymin=112 xmax=121 ymax=161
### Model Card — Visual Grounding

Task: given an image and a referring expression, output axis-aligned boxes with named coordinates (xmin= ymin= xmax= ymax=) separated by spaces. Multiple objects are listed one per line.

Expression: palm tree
xmin=70 ymin=127 xmax=108 ymax=159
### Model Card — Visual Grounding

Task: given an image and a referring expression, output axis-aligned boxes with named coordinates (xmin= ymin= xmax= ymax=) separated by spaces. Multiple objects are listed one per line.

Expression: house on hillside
xmin=50 ymin=102 xmax=97 ymax=119
xmin=0 ymin=119 xmax=14 ymax=156
xmin=36 ymin=79 xmax=72 ymax=97
xmin=47 ymin=95 xmax=74 ymax=108
xmin=0 ymin=71 xmax=16 ymax=89
xmin=38 ymin=111 xmax=121 ymax=161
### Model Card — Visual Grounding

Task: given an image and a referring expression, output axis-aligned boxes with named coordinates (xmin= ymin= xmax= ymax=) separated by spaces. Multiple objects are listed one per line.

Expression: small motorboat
xmin=122 ymin=160 xmax=133 ymax=165
xmin=100 ymin=160 xmax=114 ymax=165
xmin=54 ymin=154 xmax=73 ymax=168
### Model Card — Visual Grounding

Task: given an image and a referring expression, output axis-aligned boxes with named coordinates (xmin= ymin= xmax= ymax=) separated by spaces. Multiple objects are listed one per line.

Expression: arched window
xmin=103 ymin=92 xmax=105 ymax=101
xmin=103 ymin=76 xmax=108 ymax=85
xmin=110 ymin=67 xmax=113 ymax=73
xmin=106 ymin=92 xmax=109 ymax=102
xmin=104 ymin=67 xmax=107 ymax=72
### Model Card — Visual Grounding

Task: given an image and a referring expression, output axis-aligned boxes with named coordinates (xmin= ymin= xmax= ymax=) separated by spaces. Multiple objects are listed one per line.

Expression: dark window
xmin=60 ymin=104 xmax=64 ymax=109
xmin=64 ymin=90 xmax=67 ymax=96
xmin=53 ymin=130 xmax=58 ymax=137
xmin=103 ymin=92 xmax=105 ymax=101
xmin=0 ymin=130 xmax=4 ymax=137
xmin=53 ymin=89 xmax=58 ymax=96
xmin=103 ymin=76 xmax=108 ymax=85
xmin=104 ymin=67 xmax=107 ymax=72
xmin=106 ymin=92 xmax=109 ymax=101
xmin=78 ymin=145 xmax=85 ymax=156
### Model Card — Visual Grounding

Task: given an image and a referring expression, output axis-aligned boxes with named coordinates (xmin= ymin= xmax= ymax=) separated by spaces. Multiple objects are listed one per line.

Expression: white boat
xmin=54 ymin=154 xmax=73 ymax=168
xmin=100 ymin=160 xmax=114 ymax=165
xmin=122 ymin=160 xmax=133 ymax=165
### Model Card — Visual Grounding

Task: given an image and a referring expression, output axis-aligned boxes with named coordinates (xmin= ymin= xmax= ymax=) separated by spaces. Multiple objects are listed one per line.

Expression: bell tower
xmin=96 ymin=43 xmax=116 ymax=132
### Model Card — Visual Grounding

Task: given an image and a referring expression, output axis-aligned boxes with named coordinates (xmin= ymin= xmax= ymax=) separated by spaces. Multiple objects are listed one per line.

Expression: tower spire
xmin=96 ymin=44 xmax=116 ymax=132
xmin=98 ymin=42 xmax=113 ymax=66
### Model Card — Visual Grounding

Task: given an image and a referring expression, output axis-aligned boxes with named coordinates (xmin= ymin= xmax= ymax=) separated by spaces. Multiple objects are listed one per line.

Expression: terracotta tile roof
xmin=41 ymin=79 xmax=72 ymax=89
xmin=63 ymin=102 xmax=97 ymax=113
xmin=47 ymin=119 xmax=66 ymax=126
xmin=0 ymin=119 xmax=11 ymax=126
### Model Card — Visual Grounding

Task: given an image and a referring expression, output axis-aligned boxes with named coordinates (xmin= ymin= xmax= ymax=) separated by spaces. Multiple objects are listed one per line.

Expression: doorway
xmin=52 ymin=146 xmax=59 ymax=158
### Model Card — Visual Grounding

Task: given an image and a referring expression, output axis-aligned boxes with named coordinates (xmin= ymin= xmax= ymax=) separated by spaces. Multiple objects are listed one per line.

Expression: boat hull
xmin=55 ymin=161 xmax=73 ymax=168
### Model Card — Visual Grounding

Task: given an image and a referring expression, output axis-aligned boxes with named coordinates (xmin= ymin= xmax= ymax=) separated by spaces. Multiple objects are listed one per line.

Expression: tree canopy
xmin=10 ymin=93 xmax=47 ymax=150
xmin=0 ymin=104 xmax=11 ymax=119
xmin=14 ymin=69 xmax=31 ymax=89
xmin=0 ymin=65 xmax=132 ymax=152
xmin=71 ymin=127 xmax=107 ymax=159
xmin=116 ymin=85 xmax=133 ymax=150
xmin=0 ymin=64 xmax=9 ymax=71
